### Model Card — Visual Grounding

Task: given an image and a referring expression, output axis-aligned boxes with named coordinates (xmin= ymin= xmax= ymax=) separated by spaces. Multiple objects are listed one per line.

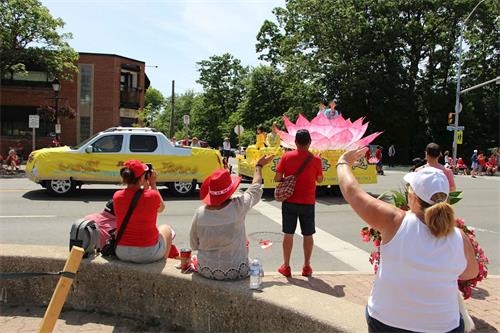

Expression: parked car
xmin=26 ymin=127 xmax=223 ymax=196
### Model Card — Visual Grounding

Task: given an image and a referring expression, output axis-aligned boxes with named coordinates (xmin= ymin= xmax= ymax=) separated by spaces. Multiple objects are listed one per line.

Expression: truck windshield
xmin=70 ymin=133 xmax=100 ymax=150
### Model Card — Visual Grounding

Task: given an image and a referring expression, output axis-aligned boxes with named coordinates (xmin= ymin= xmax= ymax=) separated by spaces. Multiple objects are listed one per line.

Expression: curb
xmin=0 ymin=244 xmax=367 ymax=333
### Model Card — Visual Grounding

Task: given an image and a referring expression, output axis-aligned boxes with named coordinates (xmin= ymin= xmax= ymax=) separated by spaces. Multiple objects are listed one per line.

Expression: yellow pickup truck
xmin=26 ymin=127 xmax=223 ymax=196
xmin=238 ymin=146 xmax=377 ymax=189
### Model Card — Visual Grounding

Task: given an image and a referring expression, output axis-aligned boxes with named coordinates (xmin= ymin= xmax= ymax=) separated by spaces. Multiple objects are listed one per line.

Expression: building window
xmin=78 ymin=64 xmax=93 ymax=143
xmin=120 ymin=69 xmax=139 ymax=109
xmin=130 ymin=135 xmax=158 ymax=153
xmin=0 ymin=106 xmax=52 ymax=137
xmin=80 ymin=116 xmax=90 ymax=142
xmin=92 ymin=135 xmax=123 ymax=153
xmin=120 ymin=117 xmax=136 ymax=127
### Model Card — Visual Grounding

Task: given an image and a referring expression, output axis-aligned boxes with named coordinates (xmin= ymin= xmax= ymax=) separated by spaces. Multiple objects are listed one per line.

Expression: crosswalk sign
xmin=456 ymin=130 xmax=463 ymax=145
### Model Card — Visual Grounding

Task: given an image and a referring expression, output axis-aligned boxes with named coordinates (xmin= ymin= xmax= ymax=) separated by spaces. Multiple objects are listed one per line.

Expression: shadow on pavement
xmin=471 ymin=286 xmax=490 ymax=300
xmin=470 ymin=316 xmax=499 ymax=333
xmin=0 ymin=305 xmax=184 ymax=332
xmin=21 ymin=188 xmax=199 ymax=202
xmin=286 ymin=276 xmax=346 ymax=298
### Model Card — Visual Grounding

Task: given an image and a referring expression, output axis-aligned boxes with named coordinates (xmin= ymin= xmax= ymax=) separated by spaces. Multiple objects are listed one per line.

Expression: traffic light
xmin=448 ymin=113 xmax=455 ymax=125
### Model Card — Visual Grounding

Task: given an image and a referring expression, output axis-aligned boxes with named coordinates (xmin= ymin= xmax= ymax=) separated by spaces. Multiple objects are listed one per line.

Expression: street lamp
xmin=51 ymin=78 xmax=61 ymax=144
xmin=452 ymin=0 xmax=488 ymax=163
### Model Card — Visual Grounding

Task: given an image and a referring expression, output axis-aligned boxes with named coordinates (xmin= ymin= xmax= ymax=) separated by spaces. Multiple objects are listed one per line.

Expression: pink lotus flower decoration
xmin=278 ymin=113 xmax=382 ymax=150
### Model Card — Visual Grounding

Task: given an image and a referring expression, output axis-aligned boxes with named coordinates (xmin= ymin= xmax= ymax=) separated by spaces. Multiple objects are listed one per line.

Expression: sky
xmin=41 ymin=0 xmax=285 ymax=96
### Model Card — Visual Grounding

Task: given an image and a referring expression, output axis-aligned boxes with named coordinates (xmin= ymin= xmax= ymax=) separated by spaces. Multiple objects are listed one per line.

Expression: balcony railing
xmin=120 ymin=88 xmax=140 ymax=109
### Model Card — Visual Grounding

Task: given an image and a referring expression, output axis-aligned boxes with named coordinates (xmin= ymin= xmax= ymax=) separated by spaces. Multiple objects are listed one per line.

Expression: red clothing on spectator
xmin=376 ymin=148 xmax=382 ymax=161
xmin=113 ymin=188 xmax=162 ymax=247
xmin=417 ymin=163 xmax=456 ymax=191
xmin=6 ymin=154 xmax=19 ymax=166
xmin=276 ymin=150 xmax=323 ymax=205
xmin=486 ymin=156 xmax=496 ymax=168
xmin=478 ymin=154 xmax=486 ymax=167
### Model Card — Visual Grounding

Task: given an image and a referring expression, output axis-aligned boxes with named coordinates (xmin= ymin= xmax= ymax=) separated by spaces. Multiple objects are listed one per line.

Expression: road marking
xmin=469 ymin=226 xmax=498 ymax=234
xmin=253 ymin=201 xmax=372 ymax=272
xmin=0 ymin=215 xmax=57 ymax=218
xmin=0 ymin=189 xmax=32 ymax=192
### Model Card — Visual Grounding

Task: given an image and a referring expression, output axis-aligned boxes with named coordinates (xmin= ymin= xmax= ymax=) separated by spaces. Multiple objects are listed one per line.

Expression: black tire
xmin=169 ymin=181 xmax=196 ymax=197
xmin=46 ymin=179 xmax=76 ymax=196
xmin=330 ymin=185 xmax=342 ymax=197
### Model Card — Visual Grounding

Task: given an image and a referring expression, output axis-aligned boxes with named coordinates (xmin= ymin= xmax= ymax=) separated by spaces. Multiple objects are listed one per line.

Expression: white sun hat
xmin=404 ymin=167 xmax=449 ymax=205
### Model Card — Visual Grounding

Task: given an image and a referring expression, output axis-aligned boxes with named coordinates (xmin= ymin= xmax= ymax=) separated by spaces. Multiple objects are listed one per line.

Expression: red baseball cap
xmin=124 ymin=160 xmax=148 ymax=178
xmin=200 ymin=169 xmax=241 ymax=206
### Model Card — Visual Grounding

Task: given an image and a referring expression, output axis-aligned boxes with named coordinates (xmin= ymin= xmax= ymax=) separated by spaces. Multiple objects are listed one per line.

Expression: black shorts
xmin=282 ymin=202 xmax=315 ymax=236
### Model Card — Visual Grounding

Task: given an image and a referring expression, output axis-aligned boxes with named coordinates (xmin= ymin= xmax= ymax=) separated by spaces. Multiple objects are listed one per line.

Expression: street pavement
xmin=0 ymin=167 xmax=498 ymax=275
xmin=0 ymin=167 xmax=499 ymax=332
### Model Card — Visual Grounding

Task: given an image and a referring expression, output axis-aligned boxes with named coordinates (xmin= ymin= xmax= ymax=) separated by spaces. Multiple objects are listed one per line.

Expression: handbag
xmin=274 ymin=153 xmax=313 ymax=202
xmin=101 ymin=189 xmax=144 ymax=257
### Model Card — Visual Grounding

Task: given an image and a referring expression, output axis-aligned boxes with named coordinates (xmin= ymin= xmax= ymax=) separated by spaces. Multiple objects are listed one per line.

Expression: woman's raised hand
xmin=257 ymin=155 xmax=274 ymax=166
xmin=339 ymin=147 xmax=369 ymax=166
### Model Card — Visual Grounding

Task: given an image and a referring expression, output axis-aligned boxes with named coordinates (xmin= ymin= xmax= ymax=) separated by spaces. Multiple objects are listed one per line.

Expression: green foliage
xmin=138 ymin=87 xmax=165 ymax=127
xmin=0 ymin=0 xmax=78 ymax=80
xmin=193 ymin=53 xmax=248 ymax=146
xmin=256 ymin=0 xmax=499 ymax=163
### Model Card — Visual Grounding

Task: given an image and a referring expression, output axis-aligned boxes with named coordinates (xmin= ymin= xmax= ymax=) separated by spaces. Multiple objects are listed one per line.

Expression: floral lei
xmin=360 ymin=189 xmax=489 ymax=299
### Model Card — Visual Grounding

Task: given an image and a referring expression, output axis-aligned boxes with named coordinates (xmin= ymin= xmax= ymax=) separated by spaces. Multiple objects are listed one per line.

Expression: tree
xmin=139 ymin=87 xmax=165 ymax=127
xmin=0 ymin=0 xmax=78 ymax=79
xmin=256 ymin=0 xmax=498 ymax=162
xmin=194 ymin=53 xmax=249 ymax=146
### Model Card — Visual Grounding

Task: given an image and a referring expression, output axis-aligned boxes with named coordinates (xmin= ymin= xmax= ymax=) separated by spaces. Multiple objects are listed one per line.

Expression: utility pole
xmin=452 ymin=0 xmax=488 ymax=163
xmin=170 ymin=80 xmax=175 ymax=139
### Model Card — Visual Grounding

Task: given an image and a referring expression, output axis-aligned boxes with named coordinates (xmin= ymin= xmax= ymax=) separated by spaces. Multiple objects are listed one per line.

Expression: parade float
xmin=237 ymin=113 xmax=382 ymax=188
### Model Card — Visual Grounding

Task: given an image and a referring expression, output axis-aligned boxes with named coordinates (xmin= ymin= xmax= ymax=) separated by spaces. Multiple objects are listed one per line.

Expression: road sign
xmin=183 ymin=115 xmax=190 ymax=125
xmin=455 ymin=103 xmax=462 ymax=113
xmin=234 ymin=125 xmax=244 ymax=135
xmin=447 ymin=125 xmax=465 ymax=131
xmin=456 ymin=130 xmax=463 ymax=144
xmin=55 ymin=124 xmax=61 ymax=134
xmin=29 ymin=115 xmax=40 ymax=128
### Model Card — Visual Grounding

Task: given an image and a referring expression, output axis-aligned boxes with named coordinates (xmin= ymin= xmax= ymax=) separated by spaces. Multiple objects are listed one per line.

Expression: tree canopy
xmin=0 ymin=0 xmax=78 ymax=79
xmin=255 ymin=0 xmax=499 ymax=161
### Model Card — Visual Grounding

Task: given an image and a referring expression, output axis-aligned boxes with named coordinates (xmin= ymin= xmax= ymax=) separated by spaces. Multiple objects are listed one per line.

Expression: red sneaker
xmin=302 ymin=265 xmax=313 ymax=277
xmin=278 ymin=264 xmax=291 ymax=277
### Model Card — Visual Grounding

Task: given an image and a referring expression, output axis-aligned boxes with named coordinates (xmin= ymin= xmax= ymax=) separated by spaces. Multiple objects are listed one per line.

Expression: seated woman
xmin=113 ymin=160 xmax=177 ymax=263
xmin=190 ymin=154 xmax=273 ymax=280
xmin=456 ymin=157 xmax=468 ymax=175
xmin=6 ymin=149 xmax=19 ymax=173
xmin=337 ymin=148 xmax=478 ymax=333
xmin=486 ymin=154 xmax=497 ymax=176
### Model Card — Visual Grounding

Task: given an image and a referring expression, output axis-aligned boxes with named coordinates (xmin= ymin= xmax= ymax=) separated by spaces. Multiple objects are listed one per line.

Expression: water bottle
xmin=249 ymin=259 xmax=262 ymax=290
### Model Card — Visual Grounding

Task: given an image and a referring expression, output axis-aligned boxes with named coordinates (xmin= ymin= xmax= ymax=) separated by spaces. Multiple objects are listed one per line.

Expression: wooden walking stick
xmin=39 ymin=246 xmax=84 ymax=333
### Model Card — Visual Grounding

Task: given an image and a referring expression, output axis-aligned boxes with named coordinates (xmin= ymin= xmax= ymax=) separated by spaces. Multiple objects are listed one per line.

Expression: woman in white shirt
xmin=190 ymin=154 xmax=273 ymax=280
xmin=336 ymin=147 xmax=478 ymax=333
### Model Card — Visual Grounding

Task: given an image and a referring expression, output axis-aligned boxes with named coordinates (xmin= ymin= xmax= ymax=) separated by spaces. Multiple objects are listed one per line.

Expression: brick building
xmin=0 ymin=52 xmax=150 ymax=159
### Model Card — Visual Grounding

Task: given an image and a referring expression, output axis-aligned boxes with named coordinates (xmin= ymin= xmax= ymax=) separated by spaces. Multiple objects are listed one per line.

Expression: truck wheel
xmin=46 ymin=179 xmax=76 ymax=196
xmin=330 ymin=185 xmax=342 ymax=197
xmin=169 ymin=181 xmax=196 ymax=197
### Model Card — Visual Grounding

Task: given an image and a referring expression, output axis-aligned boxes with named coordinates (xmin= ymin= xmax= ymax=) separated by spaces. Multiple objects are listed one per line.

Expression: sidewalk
xmin=1 ymin=273 xmax=498 ymax=332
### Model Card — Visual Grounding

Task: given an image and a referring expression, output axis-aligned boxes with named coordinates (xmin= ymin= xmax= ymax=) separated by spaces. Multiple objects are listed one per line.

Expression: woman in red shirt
xmin=113 ymin=160 xmax=174 ymax=263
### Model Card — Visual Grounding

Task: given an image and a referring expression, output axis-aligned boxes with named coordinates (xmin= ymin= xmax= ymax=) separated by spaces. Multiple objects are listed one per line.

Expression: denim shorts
xmin=282 ymin=202 xmax=315 ymax=235
xmin=365 ymin=307 xmax=464 ymax=333
xmin=116 ymin=235 xmax=166 ymax=264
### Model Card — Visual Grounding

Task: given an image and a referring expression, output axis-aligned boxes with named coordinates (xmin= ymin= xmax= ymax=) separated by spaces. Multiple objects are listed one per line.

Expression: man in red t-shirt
xmin=274 ymin=129 xmax=323 ymax=277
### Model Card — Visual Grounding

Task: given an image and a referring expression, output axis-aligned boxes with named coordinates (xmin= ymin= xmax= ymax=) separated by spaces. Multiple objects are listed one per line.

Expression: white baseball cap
xmin=403 ymin=167 xmax=449 ymax=205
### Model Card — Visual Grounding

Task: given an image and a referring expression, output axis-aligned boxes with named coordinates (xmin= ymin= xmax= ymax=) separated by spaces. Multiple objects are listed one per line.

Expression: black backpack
xmin=69 ymin=219 xmax=100 ymax=258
